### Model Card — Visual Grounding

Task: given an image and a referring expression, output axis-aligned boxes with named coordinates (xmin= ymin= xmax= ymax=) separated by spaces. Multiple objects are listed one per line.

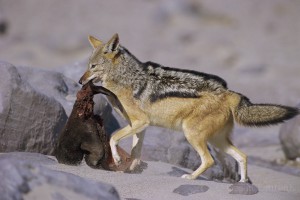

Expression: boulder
xmin=0 ymin=61 xmax=67 ymax=154
xmin=173 ymin=184 xmax=209 ymax=196
xmin=16 ymin=65 xmax=80 ymax=116
xmin=17 ymin=64 xmax=121 ymax=135
xmin=279 ymin=107 xmax=300 ymax=160
xmin=0 ymin=152 xmax=120 ymax=200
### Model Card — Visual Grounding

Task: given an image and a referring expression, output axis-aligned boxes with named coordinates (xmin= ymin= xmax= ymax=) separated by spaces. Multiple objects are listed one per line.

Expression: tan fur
xmin=79 ymin=70 xmax=93 ymax=84
xmin=107 ymin=82 xmax=246 ymax=180
xmin=89 ymin=35 xmax=103 ymax=49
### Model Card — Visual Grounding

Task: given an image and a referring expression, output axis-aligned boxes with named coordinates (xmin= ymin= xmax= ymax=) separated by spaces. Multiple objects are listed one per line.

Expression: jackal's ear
xmin=88 ymin=35 xmax=103 ymax=49
xmin=103 ymin=33 xmax=120 ymax=54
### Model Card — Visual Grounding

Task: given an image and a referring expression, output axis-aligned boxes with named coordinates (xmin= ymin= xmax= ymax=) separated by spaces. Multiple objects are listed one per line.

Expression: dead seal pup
xmin=55 ymin=81 xmax=132 ymax=171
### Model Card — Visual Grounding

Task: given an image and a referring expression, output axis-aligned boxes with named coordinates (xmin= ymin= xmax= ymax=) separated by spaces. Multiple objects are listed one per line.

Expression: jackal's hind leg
xmin=210 ymin=134 xmax=248 ymax=183
xmin=181 ymin=140 xmax=214 ymax=180
xmin=217 ymin=141 xmax=248 ymax=182
xmin=181 ymin=123 xmax=214 ymax=180
xmin=225 ymin=144 xmax=248 ymax=183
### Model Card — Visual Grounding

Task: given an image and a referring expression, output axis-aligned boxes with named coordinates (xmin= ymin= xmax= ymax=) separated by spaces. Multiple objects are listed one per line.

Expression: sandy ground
xmin=45 ymin=157 xmax=300 ymax=200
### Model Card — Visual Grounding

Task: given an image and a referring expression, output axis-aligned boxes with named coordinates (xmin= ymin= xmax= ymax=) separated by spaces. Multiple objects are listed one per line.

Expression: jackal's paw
xmin=239 ymin=178 xmax=251 ymax=184
xmin=128 ymin=159 xmax=148 ymax=173
xmin=129 ymin=159 xmax=141 ymax=171
xmin=181 ymin=174 xmax=196 ymax=180
xmin=113 ymin=154 xmax=121 ymax=166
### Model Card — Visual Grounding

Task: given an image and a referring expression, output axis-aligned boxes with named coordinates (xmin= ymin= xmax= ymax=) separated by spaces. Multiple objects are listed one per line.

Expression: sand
xmin=46 ymin=157 xmax=300 ymax=200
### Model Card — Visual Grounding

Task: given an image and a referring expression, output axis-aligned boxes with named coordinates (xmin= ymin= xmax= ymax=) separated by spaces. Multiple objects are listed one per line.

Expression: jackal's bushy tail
xmin=232 ymin=95 xmax=299 ymax=127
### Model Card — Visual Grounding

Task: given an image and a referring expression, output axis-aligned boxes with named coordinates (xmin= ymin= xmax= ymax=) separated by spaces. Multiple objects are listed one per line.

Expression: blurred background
xmin=1 ymin=0 xmax=299 ymax=102
xmin=0 ymin=0 xmax=300 ymax=175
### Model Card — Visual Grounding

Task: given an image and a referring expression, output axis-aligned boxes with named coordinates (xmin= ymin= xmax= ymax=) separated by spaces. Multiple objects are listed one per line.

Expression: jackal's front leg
xmin=110 ymin=120 xmax=149 ymax=166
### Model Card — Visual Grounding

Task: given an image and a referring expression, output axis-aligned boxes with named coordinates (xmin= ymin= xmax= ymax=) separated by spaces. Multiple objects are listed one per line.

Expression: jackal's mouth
xmin=91 ymin=76 xmax=103 ymax=85
xmin=91 ymin=77 xmax=97 ymax=83
xmin=79 ymin=74 xmax=97 ymax=85
xmin=87 ymin=79 xmax=95 ymax=86
xmin=89 ymin=77 xmax=96 ymax=83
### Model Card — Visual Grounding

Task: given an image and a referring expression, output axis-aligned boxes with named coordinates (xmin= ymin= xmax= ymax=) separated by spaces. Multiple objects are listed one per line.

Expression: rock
xmin=168 ymin=166 xmax=193 ymax=178
xmin=0 ymin=152 xmax=57 ymax=165
xmin=238 ymin=63 xmax=266 ymax=75
xmin=125 ymin=126 xmax=239 ymax=182
xmin=229 ymin=182 xmax=259 ymax=195
xmin=124 ymin=199 xmax=141 ymax=200
xmin=279 ymin=108 xmax=300 ymax=160
xmin=0 ymin=153 xmax=120 ymax=200
xmin=249 ymin=156 xmax=300 ymax=177
xmin=16 ymin=65 xmax=81 ymax=116
xmin=155 ymin=0 xmax=203 ymax=23
xmin=56 ymin=60 xmax=88 ymax=84
xmin=17 ymin=64 xmax=122 ymax=135
xmin=0 ymin=20 xmax=8 ymax=35
xmin=0 ymin=61 xmax=67 ymax=154
xmin=173 ymin=184 xmax=209 ymax=196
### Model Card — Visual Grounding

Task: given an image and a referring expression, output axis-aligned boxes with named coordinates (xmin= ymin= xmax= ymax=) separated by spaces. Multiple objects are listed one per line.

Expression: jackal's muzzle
xmin=79 ymin=71 xmax=96 ymax=85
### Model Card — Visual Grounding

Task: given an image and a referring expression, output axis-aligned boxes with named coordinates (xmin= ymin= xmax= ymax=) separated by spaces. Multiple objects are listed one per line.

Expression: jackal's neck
xmin=106 ymin=46 xmax=145 ymax=87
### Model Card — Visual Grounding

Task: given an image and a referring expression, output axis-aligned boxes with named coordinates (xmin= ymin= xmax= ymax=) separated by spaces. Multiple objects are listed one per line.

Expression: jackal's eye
xmin=90 ymin=64 xmax=97 ymax=69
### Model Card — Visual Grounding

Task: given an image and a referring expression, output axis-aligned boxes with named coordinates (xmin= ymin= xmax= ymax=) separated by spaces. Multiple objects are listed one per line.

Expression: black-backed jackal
xmin=79 ymin=34 xmax=299 ymax=182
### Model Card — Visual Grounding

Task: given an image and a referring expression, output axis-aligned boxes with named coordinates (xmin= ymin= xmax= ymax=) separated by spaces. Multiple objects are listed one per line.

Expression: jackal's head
xmin=79 ymin=34 xmax=120 ymax=85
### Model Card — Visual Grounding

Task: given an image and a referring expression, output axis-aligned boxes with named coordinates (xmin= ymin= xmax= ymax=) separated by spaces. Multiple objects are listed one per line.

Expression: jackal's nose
xmin=79 ymin=76 xmax=85 ymax=85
